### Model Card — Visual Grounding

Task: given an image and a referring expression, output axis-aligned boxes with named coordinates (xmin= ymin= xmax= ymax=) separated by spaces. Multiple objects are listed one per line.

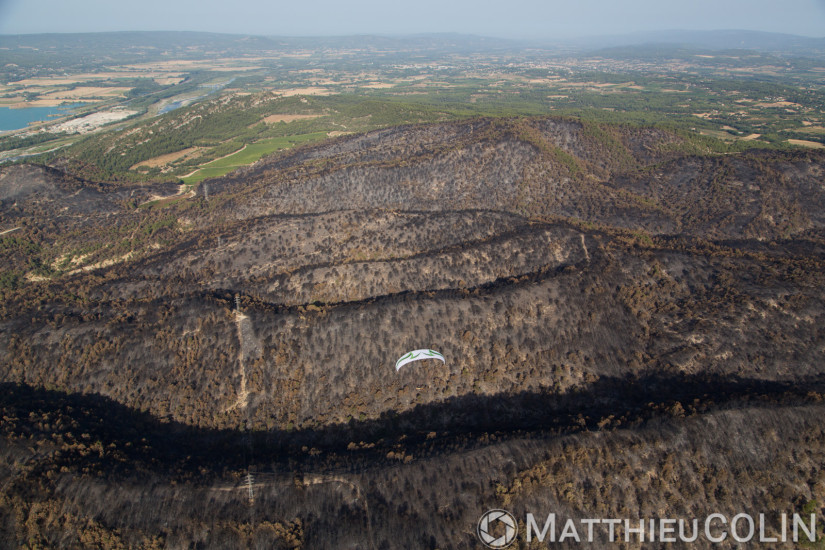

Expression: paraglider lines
xmin=395 ymin=349 xmax=445 ymax=371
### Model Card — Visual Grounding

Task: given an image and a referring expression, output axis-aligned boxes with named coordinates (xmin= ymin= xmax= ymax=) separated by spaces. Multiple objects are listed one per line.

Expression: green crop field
xmin=181 ymin=132 xmax=329 ymax=184
xmin=2 ymin=32 xmax=824 ymax=184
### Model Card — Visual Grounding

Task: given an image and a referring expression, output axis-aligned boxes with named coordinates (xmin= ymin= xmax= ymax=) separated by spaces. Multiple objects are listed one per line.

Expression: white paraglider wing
xmin=395 ymin=349 xmax=445 ymax=371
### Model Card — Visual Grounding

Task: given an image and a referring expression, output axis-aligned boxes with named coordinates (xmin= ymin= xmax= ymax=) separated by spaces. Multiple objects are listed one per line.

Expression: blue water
xmin=0 ymin=103 xmax=86 ymax=132
xmin=159 ymin=100 xmax=189 ymax=114
xmin=159 ymin=78 xmax=237 ymax=114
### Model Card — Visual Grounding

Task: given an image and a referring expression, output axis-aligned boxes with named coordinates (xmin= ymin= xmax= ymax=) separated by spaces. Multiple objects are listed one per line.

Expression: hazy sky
xmin=1 ymin=0 xmax=824 ymax=38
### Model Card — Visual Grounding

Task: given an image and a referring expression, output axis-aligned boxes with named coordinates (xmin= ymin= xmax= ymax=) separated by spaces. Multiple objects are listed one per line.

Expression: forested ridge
xmin=1 ymin=116 xmax=825 ymax=548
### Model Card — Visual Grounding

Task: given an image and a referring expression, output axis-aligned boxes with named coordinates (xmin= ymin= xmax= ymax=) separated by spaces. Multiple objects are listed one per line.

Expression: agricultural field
xmin=1 ymin=32 xmax=824 ymax=187
xmin=180 ymin=133 xmax=329 ymax=183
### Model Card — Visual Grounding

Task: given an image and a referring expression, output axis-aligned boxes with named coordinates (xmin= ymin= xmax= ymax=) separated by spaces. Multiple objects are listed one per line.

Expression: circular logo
xmin=477 ymin=509 xmax=518 ymax=548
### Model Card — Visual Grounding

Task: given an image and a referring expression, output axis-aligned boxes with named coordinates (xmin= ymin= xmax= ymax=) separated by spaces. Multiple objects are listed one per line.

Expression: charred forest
xmin=1 ymin=116 xmax=825 ymax=548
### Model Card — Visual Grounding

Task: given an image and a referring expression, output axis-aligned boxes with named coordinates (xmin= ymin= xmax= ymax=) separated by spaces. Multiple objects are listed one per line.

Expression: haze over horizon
xmin=1 ymin=0 xmax=824 ymax=39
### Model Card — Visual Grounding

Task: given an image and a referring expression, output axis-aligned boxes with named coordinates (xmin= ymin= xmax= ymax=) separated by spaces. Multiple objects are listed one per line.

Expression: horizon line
xmin=1 ymin=28 xmax=824 ymax=41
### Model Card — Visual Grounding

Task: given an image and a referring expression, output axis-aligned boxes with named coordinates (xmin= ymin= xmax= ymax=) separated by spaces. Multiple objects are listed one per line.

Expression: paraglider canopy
xmin=395 ymin=349 xmax=445 ymax=371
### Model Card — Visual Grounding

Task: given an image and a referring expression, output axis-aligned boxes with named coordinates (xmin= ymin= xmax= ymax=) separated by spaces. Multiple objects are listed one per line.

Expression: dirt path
xmin=0 ymin=227 xmax=21 ymax=236
xmin=203 ymin=144 xmax=248 ymax=166
xmin=180 ymin=144 xmax=248 ymax=180
xmin=139 ymin=183 xmax=195 ymax=205
xmin=225 ymin=310 xmax=251 ymax=412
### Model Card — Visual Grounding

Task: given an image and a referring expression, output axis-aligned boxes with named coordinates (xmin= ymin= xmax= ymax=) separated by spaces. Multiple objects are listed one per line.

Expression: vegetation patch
xmin=182 ymin=132 xmax=328 ymax=183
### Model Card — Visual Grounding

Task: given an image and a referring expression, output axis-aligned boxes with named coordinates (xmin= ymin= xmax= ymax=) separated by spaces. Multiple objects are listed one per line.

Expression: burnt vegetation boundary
xmin=3 ymin=372 xmax=825 ymax=481
xmin=6 ymin=207 xmax=824 ymax=324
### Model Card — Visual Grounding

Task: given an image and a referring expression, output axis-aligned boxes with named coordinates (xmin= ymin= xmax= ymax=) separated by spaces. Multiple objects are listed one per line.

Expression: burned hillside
xmin=1 ymin=116 xmax=825 ymax=548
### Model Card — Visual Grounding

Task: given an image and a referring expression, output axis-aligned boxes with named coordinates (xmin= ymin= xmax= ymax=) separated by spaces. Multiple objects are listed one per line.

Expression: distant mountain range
xmin=555 ymin=29 xmax=825 ymax=55
xmin=1 ymin=29 xmax=823 ymax=57
xmin=0 ymin=30 xmax=516 ymax=56
xmin=0 ymin=31 xmax=520 ymax=73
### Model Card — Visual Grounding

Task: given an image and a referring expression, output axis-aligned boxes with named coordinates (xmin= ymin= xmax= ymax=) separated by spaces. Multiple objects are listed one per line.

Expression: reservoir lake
xmin=0 ymin=103 xmax=86 ymax=132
